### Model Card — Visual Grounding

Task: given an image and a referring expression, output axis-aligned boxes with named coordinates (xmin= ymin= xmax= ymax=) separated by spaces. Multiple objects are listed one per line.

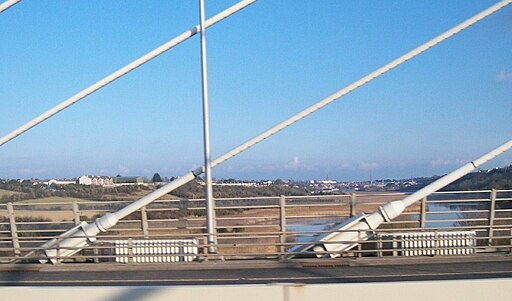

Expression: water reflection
xmin=290 ymin=191 xmax=510 ymax=239
xmin=287 ymin=219 xmax=344 ymax=243
xmin=426 ymin=202 xmax=463 ymax=228
xmin=426 ymin=200 xmax=490 ymax=228
xmin=287 ymin=200 xmax=489 ymax=243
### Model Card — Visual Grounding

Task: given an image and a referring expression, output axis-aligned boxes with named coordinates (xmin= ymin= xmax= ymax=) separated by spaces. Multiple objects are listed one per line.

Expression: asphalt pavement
xmin=0 ymin=256 xmax=511 ymax=286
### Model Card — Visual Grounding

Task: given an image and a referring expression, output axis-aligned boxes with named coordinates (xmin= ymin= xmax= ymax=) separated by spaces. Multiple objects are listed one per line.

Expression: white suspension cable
xmin=0 ymin=0 xmax=257 ymax=147
xmin=0 ymin=0 xmax=20 ymax=13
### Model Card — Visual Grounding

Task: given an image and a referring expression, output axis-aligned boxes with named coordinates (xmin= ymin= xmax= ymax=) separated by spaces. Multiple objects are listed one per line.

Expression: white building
xmin=78 ymin=176 xmax=92 ymax=185
xmin=47 ymin=179 xmax=76 ymax=186
xmin=78 ymin=175 xmax=114 ymax=186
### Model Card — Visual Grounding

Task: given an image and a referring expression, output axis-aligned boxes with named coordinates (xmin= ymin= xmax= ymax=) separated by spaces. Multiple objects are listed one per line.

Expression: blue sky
xmin=0 ymin=1 xmax=511 ymax=181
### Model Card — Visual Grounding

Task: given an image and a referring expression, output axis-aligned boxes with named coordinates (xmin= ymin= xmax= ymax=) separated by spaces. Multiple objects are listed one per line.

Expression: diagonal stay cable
xmin=0 ymin=0 xmax=20 ymax=13
xmin=113 ymin=0 xmax=512 ymax=221
xmin=0 ymin=0 xmax=257 ymax=147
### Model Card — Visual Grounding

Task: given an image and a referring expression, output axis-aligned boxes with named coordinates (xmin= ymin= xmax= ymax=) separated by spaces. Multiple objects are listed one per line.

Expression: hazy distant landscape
xmin=0 ymin=165 xmax=510 ymax=204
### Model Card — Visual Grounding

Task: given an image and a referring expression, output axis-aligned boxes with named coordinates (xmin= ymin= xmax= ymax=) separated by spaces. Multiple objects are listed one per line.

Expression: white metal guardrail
xmin=0 ymin=189 xmax=511 ymax=263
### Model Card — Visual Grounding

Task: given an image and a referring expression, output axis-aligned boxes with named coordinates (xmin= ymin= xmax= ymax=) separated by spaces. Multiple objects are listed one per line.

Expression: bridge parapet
xmin=1 ymin=189 xmax=511 ymax=263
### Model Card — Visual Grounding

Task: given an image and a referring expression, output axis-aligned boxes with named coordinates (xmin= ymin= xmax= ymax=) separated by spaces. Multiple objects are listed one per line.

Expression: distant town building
xmin=78 ymin=176 xmax=92 ymax=185
xmin=78 ymin=175 xmax=114 ymax=186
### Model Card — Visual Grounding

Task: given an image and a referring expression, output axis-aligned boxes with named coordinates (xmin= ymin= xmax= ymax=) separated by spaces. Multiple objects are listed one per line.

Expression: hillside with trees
xmin=170 ymin=180 xmax=309 ymax=199
xmin=1 ymin=165 xmax=510 ymax=203
xmin=442 ymin=165 xmax=512 ymax=191
xmin=0 ymin=178 xmax=308 ymax=203
xmin=0 ymin=180 xmax=150 ymax=203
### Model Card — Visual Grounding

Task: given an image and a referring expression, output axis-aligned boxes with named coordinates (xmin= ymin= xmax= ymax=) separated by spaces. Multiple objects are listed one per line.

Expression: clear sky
xmin=0 ymin=1 xmax=511 ymax=181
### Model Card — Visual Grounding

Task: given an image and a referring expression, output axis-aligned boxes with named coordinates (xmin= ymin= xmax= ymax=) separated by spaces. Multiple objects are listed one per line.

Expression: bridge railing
xmin=0 ymin=189 xmax=511 ymax=263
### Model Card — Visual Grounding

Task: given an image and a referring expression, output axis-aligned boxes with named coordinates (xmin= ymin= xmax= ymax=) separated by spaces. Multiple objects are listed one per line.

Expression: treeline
xmin=0 ymin=178 xmax=309 ymax=204
xmin=170 ymin=180 xmax=309 ymax=199
xmin=0 ymin=180 xmax=149 ymax=203
xmin=443 ymin=165 xmax=512 ymax=191
xmin=397 ymin=165 xmax=512 ymax=192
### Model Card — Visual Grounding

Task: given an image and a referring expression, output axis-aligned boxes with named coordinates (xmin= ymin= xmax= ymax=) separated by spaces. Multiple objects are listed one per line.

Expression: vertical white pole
xmin=199 ymin=0 xmax=217 ymax=254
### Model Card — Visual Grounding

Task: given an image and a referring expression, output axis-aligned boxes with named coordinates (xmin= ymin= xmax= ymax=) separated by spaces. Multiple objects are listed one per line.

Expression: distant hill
xmin=0 ymin=180 xmax=150 ymax=203
xmin=442 ymin=165 xmax=512 ymax=191
xmin=171 ymin=181 xmax=309 ymax=199
xmin=395 ymin=165 xmax=512 ymax=192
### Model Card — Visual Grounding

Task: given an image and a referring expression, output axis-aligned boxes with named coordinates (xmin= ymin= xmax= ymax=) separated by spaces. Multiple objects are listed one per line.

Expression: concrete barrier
xmin=1 ymin=278 xmax=511 ymax=301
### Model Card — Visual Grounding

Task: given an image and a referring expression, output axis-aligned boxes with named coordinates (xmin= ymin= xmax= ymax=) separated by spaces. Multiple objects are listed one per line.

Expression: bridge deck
xmin=1 ymin=255 xmax=511 ymax=286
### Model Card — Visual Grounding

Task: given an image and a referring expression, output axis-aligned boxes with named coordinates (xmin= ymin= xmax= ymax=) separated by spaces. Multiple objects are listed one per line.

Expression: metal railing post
xmin=279 ymin=195 xmax=287 ymax=260
xmin=72 ymin=201 xmax=80 ymax=226
xmin=377 ymin=234 xmax=382 ymax=257
xmin=509 ymin=227 xmax=512 ymax=254
xmin=128 ymin=237 xmax=134 ymax=264
xmin=202 ymin=236 xmax=209 ymax=261
xmin=392 ymin=235 xmax=398 ymax=257
xmin=55 ymin=237 xmax=61 ymax=264
xmin=350 ymin=193 xmax=356 ymax=217
xmin=6 ymin=202 xmax=21 ymax=257
xmin=140 ymin=206 xmax=149 ymax=238
xmin=357 ymin=230 xmax=362 ymax=258
xmin=93 ymin=243 xmax=99 ymax=264
xmin=434 ymin=229 xmax=440 ymax=256
xmin=488 ymin=189 xmax=496 ymax=246
xmin=420 ymin=197 xmax=427 ymax=229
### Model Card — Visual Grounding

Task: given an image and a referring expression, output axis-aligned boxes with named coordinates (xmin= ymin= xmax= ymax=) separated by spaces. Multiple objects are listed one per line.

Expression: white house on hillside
xmin=78 ymin=176 xmax=92 ymax=185
xmin=78 ymin=175 xmax=114 ymax=186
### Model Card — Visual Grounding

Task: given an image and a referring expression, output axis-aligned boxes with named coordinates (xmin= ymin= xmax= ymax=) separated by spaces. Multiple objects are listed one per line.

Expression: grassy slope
xmin=0 ymin=189 xmax=21 ymax=197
